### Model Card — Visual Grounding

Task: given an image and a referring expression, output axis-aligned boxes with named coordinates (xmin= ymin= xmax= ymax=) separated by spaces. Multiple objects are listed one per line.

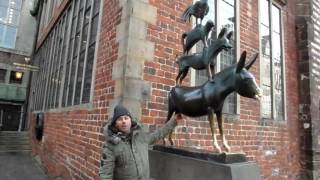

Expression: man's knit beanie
xmin=111 ymin=104 xmax=132 ymax=126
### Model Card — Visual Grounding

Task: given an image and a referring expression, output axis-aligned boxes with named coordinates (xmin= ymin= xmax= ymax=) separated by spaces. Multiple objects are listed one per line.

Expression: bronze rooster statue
xmin=182 ymin=0 xmax=209 ymax=25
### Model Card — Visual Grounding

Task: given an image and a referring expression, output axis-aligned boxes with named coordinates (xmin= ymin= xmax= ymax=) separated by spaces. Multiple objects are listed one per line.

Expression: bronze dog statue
xmin=176 ymin=27 xmax=233 ymax=86
xmin=165 ymin=51 xmax=262 ymax=152
xmin=181 ymin=20 xmax=214 ymax=54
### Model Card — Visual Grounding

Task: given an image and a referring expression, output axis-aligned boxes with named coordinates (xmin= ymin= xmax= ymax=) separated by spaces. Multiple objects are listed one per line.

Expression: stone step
xmin=0 ymin=131 xmax=29 ymax=137
xmin=0 ymin=131 xmax=31 ymax=152
xmin=0 ymin=136 xmax=29 ymax=141
xmin=0 ymin=144 xmax=31 ymax=151
xmin=0 ymin=149 xmax=31 ymax=153
xmin=0 ymin=140 xmax=30 ymax=145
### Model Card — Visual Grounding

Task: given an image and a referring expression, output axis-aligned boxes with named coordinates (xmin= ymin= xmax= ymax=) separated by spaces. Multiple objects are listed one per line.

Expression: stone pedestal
xmin=149 ymin=145 xmax=262 ymax=180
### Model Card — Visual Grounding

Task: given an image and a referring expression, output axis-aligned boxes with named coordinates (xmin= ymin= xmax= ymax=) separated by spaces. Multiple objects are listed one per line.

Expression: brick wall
xmin=29 ymin=0 xmax=121 ymax=179
xmin=29 ymin=0 xmax=303 ymax=179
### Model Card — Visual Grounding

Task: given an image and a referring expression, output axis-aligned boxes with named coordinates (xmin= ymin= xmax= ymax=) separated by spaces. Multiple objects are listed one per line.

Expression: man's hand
xmin=175 ymin=113 xmax=183 ymax=123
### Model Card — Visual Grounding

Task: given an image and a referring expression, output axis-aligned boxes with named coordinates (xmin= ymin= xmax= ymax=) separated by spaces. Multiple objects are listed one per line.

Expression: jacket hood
xmin=103 ymin=119 xmax=139 ymax=145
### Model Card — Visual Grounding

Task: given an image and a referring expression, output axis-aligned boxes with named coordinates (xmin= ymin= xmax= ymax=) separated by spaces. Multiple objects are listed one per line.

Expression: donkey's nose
xmin=256 ymin=87 xmax=263 ymax=99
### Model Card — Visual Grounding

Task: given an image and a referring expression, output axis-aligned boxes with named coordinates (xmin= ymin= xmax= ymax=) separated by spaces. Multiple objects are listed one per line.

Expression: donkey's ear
xmin=227 ymin=31 xmax=233 ymax=39
xmin=236 ymin=51 xmax=247 ymax=73
xmin=245 ymin=53 xmax=259 ymax=70
xmin=218 ymin=27 xmax=227 ymax=39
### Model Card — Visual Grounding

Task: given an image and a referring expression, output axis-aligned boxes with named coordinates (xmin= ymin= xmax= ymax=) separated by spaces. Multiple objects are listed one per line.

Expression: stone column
xmin=110 ymin=0 xmax=156 ymax=123
xmin=296 ymin=0 xmax=320 ymax=179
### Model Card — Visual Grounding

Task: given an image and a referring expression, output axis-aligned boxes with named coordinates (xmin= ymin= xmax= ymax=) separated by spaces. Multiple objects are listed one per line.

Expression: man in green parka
xmin=99 ymin=104 xmax=181 ymax=180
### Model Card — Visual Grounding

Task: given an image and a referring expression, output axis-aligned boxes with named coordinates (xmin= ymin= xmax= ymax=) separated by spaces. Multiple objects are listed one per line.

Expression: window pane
xmin=67 ymin=60 xmax=76 ymax=106
xmin=272 ymin=5 xmax=280 ymax=33
xmin=274 ymin=61 xmax=283 ymax=120
xmin=82 ymin=43 xmax=95 ymax=103
xmin=62 ymin=62 xmax=70 ymax=107
xmin=86 ymin=0 xmax=92 ymax=9
xmin=89 ymin=14 xmax=99 ymax=45
xmin=219 ymin=0 xmax=235 ymax=29
xmin=0 ymin=69 xmax=6 ymax=83
xmin=0 ymin=0 xmax=9 ymax=7
xmin=273 ymin=32 xmax=281 ymax=60
xmin=260 ymin=0 xmax=269 ymax=27
xmin=273 ymin=32 xmax=283 ymax=120
xmin=93 ymin=0 xmax=100 ymax=16
xmin=3 ymin=26 xmax=17 ymax=48
xmin=84 ymin=7 xmax=91 ymax=25
xmin=81 ymin=24 xmax=88 ymax=51
xmin=74 ymin=52 xmax=85 ymax=105
xmin=261 ymin=85 xmax=272 ymax=117
xmin=260 ymin=8 xmax=272 ymax=117
xmin=0 ymin=7 xmax=8 ymax=24
xmin=0 ymin=24 xmax=4 ymax=43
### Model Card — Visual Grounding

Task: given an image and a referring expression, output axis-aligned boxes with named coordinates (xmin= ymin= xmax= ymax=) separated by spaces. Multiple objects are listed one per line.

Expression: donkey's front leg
xmin=208 ymin=110 xmax=221 ymax=153
xmin=216 ymin=112 xmax=230 ymax=152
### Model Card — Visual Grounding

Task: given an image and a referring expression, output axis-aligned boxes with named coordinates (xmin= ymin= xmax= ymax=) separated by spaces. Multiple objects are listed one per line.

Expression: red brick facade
xmin=29 ymin=0 xmax=303 ymax=179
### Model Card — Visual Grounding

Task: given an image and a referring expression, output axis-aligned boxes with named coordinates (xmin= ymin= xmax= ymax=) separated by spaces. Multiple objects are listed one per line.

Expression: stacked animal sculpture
xmin=166 ymin=51 xmax=262 ymax=152
xmin=164 ymin=1 xmax=262 ymax=153
xmin=176 ymin=27 xmax=233 ymax=85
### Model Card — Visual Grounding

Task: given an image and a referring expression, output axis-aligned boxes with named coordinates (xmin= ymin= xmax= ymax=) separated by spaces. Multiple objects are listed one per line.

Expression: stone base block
xmin=149 ymin=145 xmax=262 ymax=180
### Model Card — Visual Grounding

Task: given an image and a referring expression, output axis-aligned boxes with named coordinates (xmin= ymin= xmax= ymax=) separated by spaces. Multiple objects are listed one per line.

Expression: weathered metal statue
xmin=165 ymin=51 xmax=262 ymax=152
xmin=176 ymin=27 xmax=233 ymax=86
xmin=182 ymin=0 xmax=209 ymax=25
xmin=182 ymin=20 xmax=214 ymax=54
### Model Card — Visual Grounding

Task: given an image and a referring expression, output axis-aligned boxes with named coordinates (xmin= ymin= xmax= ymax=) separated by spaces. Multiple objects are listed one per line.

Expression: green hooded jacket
xmin=99 ymin=117 xmax=177 ymax=180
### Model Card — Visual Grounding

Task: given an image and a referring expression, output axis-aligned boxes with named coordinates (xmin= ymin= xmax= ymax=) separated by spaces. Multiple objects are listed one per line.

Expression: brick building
xmin=0 ymin=0 xmax=37 ymax=132
xmin=27 ymin=0 xmax=319 ymax=179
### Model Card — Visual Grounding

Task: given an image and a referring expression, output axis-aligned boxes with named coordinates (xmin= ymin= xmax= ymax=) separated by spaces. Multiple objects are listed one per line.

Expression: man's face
xmin=115 ymin=115 xmax=132 ymax=134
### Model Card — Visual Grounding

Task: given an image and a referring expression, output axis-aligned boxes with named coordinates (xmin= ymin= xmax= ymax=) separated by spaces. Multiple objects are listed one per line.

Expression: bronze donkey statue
xmin=181 ymin=20 xmax=214 ymax=54
xmin=176 ymin=27 xmax=233 ymax=86
xmin=165 ymin=51 xmax=262 ymax=152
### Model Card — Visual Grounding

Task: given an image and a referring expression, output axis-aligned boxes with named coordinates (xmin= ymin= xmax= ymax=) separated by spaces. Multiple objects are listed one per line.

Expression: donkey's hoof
xmin=162 ymin=139 xmax=166 ymax=145
xmin=169 ymin=139 xmax=174 ymax=146
xmin=214 ymin=144 xmax=222 ymax=153
xmin=224 ymin=145 xmax=231 ymax=152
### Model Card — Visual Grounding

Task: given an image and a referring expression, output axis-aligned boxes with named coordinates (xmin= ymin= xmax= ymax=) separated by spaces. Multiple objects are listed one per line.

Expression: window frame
xmin=190 ymin=0 xmax=240 ymax=116
xmin=258 ymin=0 xmax=287 ymax=121
xmin=0 ymin=0 xmax=21 ymax=49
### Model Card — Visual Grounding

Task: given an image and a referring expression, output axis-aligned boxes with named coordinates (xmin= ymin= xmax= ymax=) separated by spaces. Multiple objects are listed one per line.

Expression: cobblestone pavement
xmin=0 ymin=152 xmax=48 ymax=180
